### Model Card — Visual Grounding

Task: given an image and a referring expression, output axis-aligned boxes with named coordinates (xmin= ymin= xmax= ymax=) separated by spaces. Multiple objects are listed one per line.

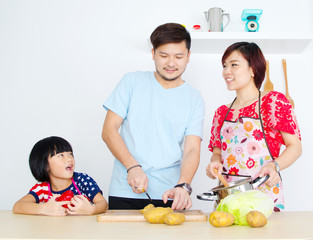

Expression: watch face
xmin=184 ymin=183 xmax=192 ymax=191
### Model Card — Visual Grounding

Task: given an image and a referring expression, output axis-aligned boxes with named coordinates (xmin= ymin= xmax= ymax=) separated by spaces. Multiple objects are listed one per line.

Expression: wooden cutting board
xmin=97 ymin=210 xmax=207 ymax=222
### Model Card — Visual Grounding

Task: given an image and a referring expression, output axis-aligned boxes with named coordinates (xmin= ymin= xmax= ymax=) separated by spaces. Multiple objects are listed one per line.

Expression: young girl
xmin=13 ymin=136 xmax=108 ymax=216
xmin=206 ymin=42 xmax=302 ymax=212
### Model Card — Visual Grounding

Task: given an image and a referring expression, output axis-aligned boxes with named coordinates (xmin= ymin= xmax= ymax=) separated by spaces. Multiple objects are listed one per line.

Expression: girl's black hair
xmin=29 ymin=136 xmax=73 ymax=182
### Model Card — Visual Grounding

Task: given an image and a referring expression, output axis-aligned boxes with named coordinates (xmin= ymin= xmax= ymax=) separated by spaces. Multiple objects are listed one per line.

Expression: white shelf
xmin=189 ymin=32 xmax=313 ymax=54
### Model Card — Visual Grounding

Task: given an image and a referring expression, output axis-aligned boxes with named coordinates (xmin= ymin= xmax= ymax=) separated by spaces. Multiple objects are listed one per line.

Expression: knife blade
xmin=135 ymin=187 xmax=152 ymax=202
xmin=145 ymin=192 xmax=152 ymax=202
xmin=141 ymin=188 xmax=152 ymax=202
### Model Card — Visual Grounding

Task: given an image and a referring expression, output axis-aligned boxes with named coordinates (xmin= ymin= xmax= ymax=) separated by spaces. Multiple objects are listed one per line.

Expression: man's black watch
xmin=174 ymin=183 xmax=192 ymax=195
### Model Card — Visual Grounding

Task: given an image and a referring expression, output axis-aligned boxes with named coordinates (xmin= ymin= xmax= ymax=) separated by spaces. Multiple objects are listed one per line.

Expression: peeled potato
xmin=209 ymin=211 xmax=234 ymax=227
xmin=246 ymin=211 xmax=267 ymax=228
xmin=144 ymin=207 xmax=173 ymax=224
xmin=140 ymin=203 xmax=155 ymax=214
xmin=163 ymin=212 xmax=185 ymax=225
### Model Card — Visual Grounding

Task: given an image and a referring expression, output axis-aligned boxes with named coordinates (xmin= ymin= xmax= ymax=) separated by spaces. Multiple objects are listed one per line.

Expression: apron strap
xmin=47 ymin=182 xmax=52 ymax=200
xmin=224 ymin=97 xmax=236 ymax=122
xmin=225 ymin=91 xmax=262 ymax=121
xmin=71 ymin=178 xmax=82 ymax=195
xmin=258 ymin=90 xmax=261 ymax=116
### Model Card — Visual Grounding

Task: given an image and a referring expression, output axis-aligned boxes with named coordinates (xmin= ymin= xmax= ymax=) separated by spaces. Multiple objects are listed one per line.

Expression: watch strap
xmin=174 ymin=183 xmax=192 ymax=195
xmin=273 ymin=161 xmax=280 ymax=173
xmin=273 ymin=161 xmax=282 ymax=181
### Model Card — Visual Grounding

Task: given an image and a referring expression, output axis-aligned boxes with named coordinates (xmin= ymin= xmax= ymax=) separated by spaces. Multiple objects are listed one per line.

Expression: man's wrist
xmin=174 ymin=183 xmax=192 ymax=195
xmin=126 ymin=164 xmax=142 ymax=173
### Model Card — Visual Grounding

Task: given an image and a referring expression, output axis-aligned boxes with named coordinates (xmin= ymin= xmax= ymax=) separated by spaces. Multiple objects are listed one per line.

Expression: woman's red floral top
xmin=208 ymin=91 xmax=301 ymax=158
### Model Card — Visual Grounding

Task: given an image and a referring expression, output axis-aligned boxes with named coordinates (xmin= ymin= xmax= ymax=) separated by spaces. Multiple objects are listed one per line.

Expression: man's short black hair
xmin=150 ymin=23 xmax=191 ymax=51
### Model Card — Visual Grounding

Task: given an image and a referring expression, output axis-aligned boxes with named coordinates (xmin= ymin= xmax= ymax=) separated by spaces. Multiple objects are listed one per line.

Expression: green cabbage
xmin=216 ymin=190 xmax=274 ymax=225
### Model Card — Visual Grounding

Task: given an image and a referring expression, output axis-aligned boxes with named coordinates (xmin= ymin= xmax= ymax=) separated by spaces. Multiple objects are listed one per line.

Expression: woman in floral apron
xmin=206 ymin=42 xmax=302 ymax=212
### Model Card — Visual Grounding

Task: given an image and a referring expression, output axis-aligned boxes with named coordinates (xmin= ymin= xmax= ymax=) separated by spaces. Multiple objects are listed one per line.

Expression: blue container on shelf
xmin=241 ymin=9 xmax=263 ymax=32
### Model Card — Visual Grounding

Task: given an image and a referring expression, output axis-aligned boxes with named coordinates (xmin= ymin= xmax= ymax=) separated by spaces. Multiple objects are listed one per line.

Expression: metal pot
xmin=197 ymin=175 xmax=269 ymax=205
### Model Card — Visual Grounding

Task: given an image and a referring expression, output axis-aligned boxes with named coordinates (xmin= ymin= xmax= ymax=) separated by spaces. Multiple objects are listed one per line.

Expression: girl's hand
xmin=206 ymin=161 xmax=223 ymax=179
xmin=67 ymin=195 xmax=93 ymax=215
xmin=44 ymin=195 xmax=69 ymax=216
xmin=258 ymin=162 xmax=280 ymax=188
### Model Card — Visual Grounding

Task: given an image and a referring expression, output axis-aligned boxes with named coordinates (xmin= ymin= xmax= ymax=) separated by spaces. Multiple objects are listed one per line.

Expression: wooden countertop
xmin=1 ymin=210 xmax=313 ymax=240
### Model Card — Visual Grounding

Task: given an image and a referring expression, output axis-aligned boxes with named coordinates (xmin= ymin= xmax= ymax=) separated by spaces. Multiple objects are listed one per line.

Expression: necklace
xmin=234 ymin=92 xmax=260 ymax=109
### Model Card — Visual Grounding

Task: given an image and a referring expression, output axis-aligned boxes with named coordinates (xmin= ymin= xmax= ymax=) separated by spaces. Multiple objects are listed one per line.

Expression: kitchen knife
xmin=141 ymin=188 xmax=152 ymax=202
xmin=135 ymin=187 xmax=152 ymax=201
xmin=144 ymin=191 xmax=152 ymax=202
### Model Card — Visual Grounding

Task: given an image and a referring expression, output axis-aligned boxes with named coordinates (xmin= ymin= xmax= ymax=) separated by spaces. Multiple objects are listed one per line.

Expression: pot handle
xmin=251 ymin=175 xmax=270 ymax=189
xmin=196 ymin=192 xmax=218 ymax=201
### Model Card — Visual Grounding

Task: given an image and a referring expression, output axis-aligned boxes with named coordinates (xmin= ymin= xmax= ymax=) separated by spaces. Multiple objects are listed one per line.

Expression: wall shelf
xmin=189 ymin=32 xmax=313 ymax=54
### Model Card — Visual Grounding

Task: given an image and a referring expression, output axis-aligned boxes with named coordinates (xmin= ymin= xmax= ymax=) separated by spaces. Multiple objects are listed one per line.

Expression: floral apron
xmin=220 ymin=92 xmax=284 ymax=212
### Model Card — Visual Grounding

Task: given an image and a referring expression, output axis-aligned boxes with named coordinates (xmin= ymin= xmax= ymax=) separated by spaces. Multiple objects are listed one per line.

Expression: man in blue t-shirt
xmin=102 ymin=23 xmax=205 ymax=210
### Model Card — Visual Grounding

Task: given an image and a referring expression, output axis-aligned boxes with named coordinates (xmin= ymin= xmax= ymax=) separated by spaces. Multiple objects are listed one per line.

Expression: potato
xmin=140 ymin=203 xmax=155 ymax=214
xmin=209 ymin=211 xmax=234 ymax=227
xmin=144 ymin=207 xmax=173 ymax=224
xmin=163 ymin=212 xmax=185 ymax=225
xmin=246 ymin=211 xmax=267 ymax=228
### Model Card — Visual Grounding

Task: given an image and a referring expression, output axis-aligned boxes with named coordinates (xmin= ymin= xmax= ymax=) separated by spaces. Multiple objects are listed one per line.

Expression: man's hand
xmin=162 ymin=187 xmax=192 ymax=210
xmin=127 ymin=166 xmax=149 ymax=194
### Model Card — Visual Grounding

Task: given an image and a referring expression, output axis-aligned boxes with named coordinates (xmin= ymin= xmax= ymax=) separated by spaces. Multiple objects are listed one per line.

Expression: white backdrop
xmin=1 ymin=0 xmax=313 ymax=212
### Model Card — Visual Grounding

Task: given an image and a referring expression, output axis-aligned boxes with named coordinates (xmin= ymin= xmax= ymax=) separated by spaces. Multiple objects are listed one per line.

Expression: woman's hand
xmin=206 ymin=148 xmax=223 ymax=179
xmin=258 ymin=131 xmax=301 ymax=188
xmin=127 ymin=166 xmax=149 ymax=194
xmin=258 ymin=162 xmax=280 ymax=188
xmin=206 ymin=161 xmax=223 ymax=179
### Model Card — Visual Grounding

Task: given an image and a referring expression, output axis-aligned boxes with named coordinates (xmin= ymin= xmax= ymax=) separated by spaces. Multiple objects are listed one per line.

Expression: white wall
xmin=1 ymin=0 xmax=312 ymax=212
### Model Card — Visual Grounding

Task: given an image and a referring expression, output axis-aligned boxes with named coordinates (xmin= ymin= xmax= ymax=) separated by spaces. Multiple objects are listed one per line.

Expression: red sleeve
xmin=208 ymin=105 xmax=228 ymax=151
xmin=29 ymin=182 xmax=50 ymax=203
xmin=29 ymin=183 xmax=40 ymax=192
xmin=262 ymin=91 xmax=301 ymax=144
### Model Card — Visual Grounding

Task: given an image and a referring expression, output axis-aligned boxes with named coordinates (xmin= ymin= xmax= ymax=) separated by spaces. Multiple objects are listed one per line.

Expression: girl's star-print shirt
xmin=29 ymin=172 xmax=102 ymax=203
